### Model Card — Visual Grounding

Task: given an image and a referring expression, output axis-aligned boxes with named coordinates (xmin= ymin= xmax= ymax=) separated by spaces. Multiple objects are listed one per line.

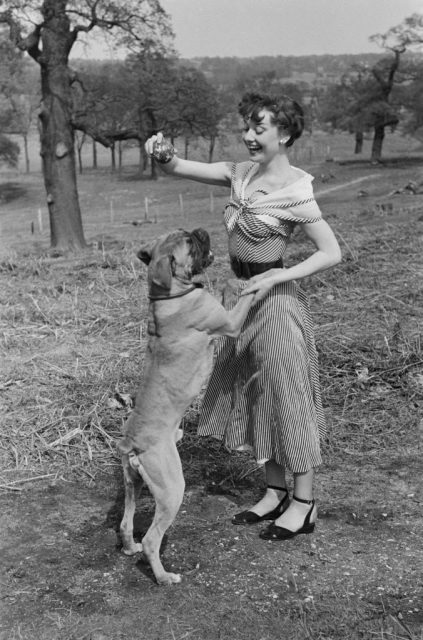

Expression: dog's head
xmin=138 ymin=228 xmax=214 ymax=297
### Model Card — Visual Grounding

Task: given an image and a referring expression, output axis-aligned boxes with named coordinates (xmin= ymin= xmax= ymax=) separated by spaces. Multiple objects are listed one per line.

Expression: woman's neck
xmin=252 ymin=153 xmax=296 ymax=189
xmin=256 ymin=153 xmax=291 ymax=178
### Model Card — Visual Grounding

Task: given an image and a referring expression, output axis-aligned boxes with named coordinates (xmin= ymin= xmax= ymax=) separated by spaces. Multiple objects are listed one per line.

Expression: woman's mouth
xmin=245 ymin=143 xmax=262 ymax=154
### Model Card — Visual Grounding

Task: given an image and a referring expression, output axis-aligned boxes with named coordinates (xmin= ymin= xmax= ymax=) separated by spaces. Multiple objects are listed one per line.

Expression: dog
xmin=117 ymin=228 xmax=254 ymax=585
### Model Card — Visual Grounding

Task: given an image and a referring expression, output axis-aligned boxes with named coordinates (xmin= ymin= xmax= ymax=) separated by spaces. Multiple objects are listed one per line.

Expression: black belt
xmin=230 ymin=257 xmax=284 ymax=279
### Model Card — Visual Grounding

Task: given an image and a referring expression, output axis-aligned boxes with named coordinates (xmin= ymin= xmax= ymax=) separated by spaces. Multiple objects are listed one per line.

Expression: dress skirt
xmin=197 ymin=279 xmax=326 ymax=473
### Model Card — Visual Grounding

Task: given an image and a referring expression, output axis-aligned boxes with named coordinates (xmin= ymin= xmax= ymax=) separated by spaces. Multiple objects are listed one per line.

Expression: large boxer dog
xmin=117 ymin=228 xmax=254 ymax=585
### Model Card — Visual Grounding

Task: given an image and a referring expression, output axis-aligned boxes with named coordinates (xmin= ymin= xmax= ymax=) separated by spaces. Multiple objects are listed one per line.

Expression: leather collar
xmin=149 ymin=282 xmax=203 ymax=301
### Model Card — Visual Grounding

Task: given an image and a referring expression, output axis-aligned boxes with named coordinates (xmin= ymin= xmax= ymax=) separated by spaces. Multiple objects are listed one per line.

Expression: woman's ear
xmin=149 ymin=255 xmax=172 ymax=296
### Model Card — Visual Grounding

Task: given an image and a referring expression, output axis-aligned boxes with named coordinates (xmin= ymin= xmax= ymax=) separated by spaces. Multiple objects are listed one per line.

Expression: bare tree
xmin=0 ymin=1 xmax=172 ymax=251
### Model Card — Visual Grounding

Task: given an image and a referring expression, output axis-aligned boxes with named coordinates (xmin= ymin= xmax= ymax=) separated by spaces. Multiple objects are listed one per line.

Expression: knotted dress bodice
xmin=223 ymin=161 xmax=322 ymax=262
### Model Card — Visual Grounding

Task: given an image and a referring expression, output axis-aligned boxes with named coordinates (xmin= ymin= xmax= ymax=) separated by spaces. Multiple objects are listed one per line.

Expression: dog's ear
xmin=189 ymin=228 xmax=213 ymax=273
xmin=149 ymin=255 xmax=172 ymax=296
xmin=191 ymin=228 xmax=210 ymax=251
xmin=137 ymin=243 xmax=153 ymax=265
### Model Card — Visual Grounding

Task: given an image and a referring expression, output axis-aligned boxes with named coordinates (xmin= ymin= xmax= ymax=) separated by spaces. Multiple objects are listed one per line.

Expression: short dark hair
xmin=238 ymin=92 xmax=304 ymax=147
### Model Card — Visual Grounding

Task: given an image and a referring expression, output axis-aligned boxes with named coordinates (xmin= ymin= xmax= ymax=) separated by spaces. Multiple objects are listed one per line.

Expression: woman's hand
xmin=144 ymin=132 xmax=163 ymax=157
xmin=144 ymin=132 xmax=176 ymax=164
xmin=241 ymin=268 xmax=285 ymax=302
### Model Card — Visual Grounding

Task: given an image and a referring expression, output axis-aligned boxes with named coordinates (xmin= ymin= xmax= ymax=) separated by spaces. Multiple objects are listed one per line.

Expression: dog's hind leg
xmin=120 ymin=454 xmax=143 ymax=556
xmin=137 ymin=442 xmax=185 ymax=585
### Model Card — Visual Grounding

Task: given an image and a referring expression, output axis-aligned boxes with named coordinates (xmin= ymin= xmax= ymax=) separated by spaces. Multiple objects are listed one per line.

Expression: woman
xmin=145 ymin=92 xmax=341 ymax=541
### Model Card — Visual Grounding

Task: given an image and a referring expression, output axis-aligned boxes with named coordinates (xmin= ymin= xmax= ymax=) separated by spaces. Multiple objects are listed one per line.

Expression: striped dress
xmin=197 ymin=161 xmax=326 ymax=473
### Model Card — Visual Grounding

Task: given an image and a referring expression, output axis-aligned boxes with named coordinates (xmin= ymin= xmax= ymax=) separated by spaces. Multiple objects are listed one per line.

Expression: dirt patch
xmin=0 ymin=455 xmax=422 ymax=640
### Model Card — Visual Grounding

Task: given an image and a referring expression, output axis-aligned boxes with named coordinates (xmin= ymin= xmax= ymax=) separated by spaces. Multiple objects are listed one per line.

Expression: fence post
xmin=37 ymin=208 xmax=43 ymax=233
xmin=110 ymin=198 xmax=114 ymax=223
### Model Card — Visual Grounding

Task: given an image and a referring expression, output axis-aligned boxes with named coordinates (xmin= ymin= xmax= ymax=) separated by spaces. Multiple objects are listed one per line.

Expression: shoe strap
xmin=293 ymin=496 xmax=315 ymax=526
xmin=293 ymin=495 xmax=314 ymax=505
xmin=267 ymin=485 xmax=288 ymax=493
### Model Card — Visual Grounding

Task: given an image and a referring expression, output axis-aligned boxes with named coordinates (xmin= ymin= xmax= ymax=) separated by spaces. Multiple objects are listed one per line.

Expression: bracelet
xmin=151 ymin=139 xmax=176 ymax=164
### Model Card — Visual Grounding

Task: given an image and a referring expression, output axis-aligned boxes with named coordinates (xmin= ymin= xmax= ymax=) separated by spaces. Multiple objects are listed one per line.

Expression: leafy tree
xmin=318 ymin=54 xmax=403 ymax=161
xmin=0 ymin=26 xmax=24 ymax=167
xmin=170 ymin=66 xmax=223 ymax=162
xmin=367 ymin=12 xmax=423 ymax=160
xmin=374 ymin=13 xmax=423 ymax=49
xmin=0 ymin=43 xmax=40 ymax=173
xmin=73 ymin=59 xmax=136 ymax=170
xmin=0 ymin=1 xmax=173 ymax=251
xmin=123 ymin=50 xmax=179 ymax=177
xmin=372 ymin=13 xmax=423 ymax=145
xmin=396 ymin=62 xmax=423 ymax=139
xmin=0 ymin=133 xmax=19 ymax=166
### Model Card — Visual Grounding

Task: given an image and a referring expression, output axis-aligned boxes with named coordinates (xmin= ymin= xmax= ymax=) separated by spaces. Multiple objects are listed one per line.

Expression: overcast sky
xmin=159 ymin=0 xmax=423 ymax=58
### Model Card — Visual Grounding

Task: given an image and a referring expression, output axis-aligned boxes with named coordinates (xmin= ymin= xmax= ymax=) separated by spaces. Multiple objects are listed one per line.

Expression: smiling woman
xmin=240 ymin=93 xmax=304 ymax=152
xmin=144 ymin=90 xmax=341 ymax=542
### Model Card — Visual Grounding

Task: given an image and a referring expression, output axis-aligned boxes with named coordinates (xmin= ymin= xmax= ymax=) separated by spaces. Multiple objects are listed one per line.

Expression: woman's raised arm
xmin=145 ymin=132 xmax=232 ymax=187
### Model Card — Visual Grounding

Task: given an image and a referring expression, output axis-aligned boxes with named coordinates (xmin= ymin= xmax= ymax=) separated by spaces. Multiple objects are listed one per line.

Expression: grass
xmin=0 ymin=131 xmax=422 ymax=639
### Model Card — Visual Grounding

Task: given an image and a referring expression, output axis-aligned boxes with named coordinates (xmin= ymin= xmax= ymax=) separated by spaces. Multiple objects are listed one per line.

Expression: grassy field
xmin=0 ymin=133 xmax=422 ymax=639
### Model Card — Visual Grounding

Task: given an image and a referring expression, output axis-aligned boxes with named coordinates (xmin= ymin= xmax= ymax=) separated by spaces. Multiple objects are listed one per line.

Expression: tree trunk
xmin=77 ymin=146 xmax=83 ymax=174
xmin=184 ymin=137 xmax=189 ymax=160
xmin=92 ymin=138 xmax=97 ymax=169
xmin=140 ymin=141 xmax=149 ymax=174
xmin=110 ymin=143 xmax=116 ymax=171
xmin=208 ymin=136 xmax=216 ymax=163
xmin=354 ymin=131 xmax=363 ymax=154
xmin=371 ymin=125 xmax=385 ymax=162
xmin=118 ymin=140 xmax=123 ymax=173
xmin=23 ymin=134 xmax=30 ymax=173
xmin=38 ymin=0 xmax=87 ymax=251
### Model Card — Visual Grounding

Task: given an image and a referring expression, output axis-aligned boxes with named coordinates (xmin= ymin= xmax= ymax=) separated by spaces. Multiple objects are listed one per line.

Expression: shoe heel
xmin=303 ymin=523 xmax=315 ymax=534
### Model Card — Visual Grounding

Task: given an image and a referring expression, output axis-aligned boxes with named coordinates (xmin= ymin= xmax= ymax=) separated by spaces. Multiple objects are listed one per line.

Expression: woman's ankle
xmin=249 ymin=487 xmax=286 ymax=516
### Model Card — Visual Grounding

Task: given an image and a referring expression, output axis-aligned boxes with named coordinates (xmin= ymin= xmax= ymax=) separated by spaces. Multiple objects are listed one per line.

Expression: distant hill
xmin=180 ymin=53 xmax=385 ymax=89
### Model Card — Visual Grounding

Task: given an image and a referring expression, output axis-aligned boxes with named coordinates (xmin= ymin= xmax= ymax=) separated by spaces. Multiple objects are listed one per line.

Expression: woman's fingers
xmin=144 ymin=136 xmax=155 ymax=155
xmin=144 ymin=132 xmax=164 ymax=156
xmin=241 ymin=281 xmax=263 ymax=296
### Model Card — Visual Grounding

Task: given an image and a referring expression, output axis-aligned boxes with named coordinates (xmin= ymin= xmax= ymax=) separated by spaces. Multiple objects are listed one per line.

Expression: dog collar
xmin=149 ymin=283 xmax=203 ymax=301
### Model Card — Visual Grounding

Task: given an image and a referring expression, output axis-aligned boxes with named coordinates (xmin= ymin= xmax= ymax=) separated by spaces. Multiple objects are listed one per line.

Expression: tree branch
xmin=72 ymin=119 xmax=143 ymax=147
xmin=0 ymin=10 xmax=43 ymax=62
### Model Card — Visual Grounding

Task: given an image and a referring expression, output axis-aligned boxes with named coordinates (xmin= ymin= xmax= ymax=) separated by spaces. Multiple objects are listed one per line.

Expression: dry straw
xmin=0 ymin=187 xmax=422 ymax=492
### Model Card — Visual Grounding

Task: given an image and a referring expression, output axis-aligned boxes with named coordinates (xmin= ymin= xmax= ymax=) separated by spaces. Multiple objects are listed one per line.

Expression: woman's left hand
xmin=241 ymin=268 xmax=285 ymax=302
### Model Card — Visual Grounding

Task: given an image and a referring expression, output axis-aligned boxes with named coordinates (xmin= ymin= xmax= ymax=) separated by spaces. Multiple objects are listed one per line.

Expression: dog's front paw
xmin=157 ymin=571 xmax=182 ymax=586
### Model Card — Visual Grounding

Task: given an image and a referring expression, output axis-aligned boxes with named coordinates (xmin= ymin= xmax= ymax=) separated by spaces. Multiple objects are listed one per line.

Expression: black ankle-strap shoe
xmin=232 ymin=487 xmax=289 ymax=525
xmin=259 ymin=496 xmax=316 ymax=540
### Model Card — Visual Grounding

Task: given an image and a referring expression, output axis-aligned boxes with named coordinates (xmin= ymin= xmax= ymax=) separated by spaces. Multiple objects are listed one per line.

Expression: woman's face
xmin=241 ymin=108 xmax=282 ymax=163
